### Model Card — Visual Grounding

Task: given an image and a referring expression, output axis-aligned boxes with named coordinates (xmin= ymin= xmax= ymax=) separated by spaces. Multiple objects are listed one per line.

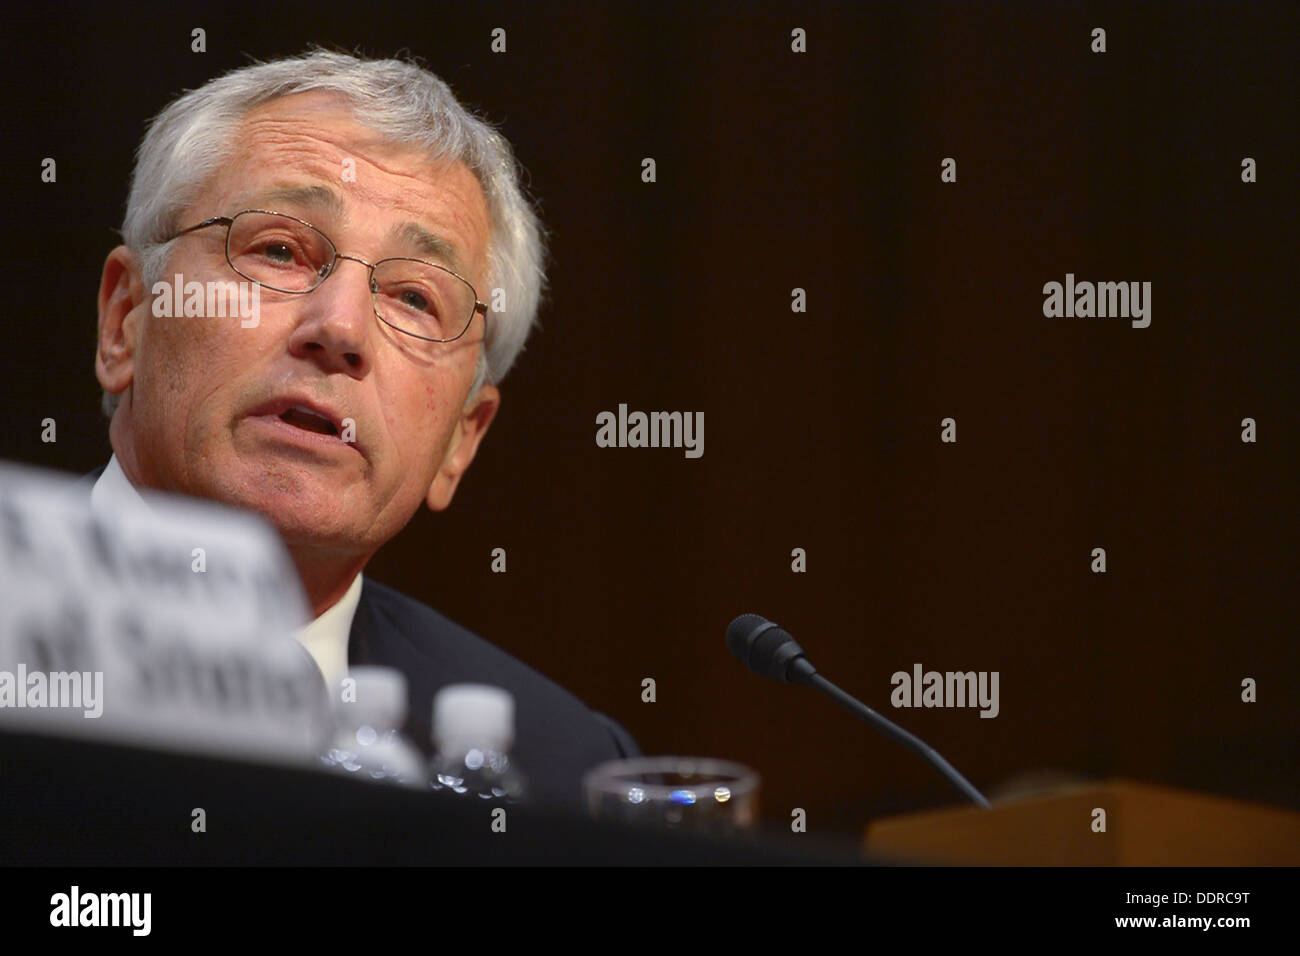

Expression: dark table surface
xmin=0 ymin=728 xmax=865 ymax=865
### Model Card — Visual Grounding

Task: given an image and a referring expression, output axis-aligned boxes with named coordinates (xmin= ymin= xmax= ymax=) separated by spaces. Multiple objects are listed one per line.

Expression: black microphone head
xmin=726 ymin=614 xmax=816 ymax=683
xmin=726 ymin=614 xmax=770 ymax=666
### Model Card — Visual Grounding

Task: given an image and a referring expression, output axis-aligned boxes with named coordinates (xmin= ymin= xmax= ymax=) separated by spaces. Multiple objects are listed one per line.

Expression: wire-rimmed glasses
xmin=162 ymin=209 xmax=487 ymax=343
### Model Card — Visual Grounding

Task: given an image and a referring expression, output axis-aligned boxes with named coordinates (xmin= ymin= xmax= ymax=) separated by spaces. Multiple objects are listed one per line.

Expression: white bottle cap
xmin=433 ymin=684 xmax=515 ymax=753
xmin=339 ymin=666 xmax=408 ymax=730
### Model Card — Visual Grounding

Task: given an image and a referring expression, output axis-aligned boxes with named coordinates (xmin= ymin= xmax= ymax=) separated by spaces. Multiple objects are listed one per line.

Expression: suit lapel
xmin=348 ymin=580 xmax=436 ymax=754
xmin=347 ymin=579 xmax=380 ymax=669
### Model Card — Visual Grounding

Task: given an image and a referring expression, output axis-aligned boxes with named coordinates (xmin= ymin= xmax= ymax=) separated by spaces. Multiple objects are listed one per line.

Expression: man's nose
xmin=285 ymin=256 xmax=376 ymax=376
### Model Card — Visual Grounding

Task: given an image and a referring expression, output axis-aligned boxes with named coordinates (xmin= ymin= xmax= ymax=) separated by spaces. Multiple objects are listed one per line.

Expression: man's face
xmin=97 ymin=91 xmax=498 ymax=561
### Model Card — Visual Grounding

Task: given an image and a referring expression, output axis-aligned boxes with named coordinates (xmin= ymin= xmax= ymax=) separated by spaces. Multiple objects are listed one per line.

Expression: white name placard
xmin=0 ymin=461 xmax=332 ymax=764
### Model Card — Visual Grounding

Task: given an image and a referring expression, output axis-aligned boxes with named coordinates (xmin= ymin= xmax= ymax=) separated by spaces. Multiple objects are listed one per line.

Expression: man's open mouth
xmin=278 ymin=405 xmax=338 ymax=437
xmin=244 ymin=395 xmax=359 ymax=452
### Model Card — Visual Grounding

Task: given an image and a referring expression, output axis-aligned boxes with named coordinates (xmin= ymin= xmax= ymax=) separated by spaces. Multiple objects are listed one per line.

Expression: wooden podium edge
xmin=863 ymin=779 xmax=1300 ymax=866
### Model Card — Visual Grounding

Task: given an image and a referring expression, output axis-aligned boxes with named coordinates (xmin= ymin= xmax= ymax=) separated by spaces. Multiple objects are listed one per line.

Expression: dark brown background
xmin=3 ymin=1 xmax=1296 ymax=835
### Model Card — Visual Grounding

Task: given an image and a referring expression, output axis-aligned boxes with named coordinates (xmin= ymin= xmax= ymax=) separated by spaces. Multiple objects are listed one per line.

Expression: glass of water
xmin=583 ymin=757 xmax=759 ymax=834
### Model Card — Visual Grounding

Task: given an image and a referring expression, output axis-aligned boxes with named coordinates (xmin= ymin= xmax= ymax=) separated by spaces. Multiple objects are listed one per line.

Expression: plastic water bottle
xmin=320 ymin=666 xmax=426 ymax=788
xmin=429 ymin=684 xmax=527 ymax=802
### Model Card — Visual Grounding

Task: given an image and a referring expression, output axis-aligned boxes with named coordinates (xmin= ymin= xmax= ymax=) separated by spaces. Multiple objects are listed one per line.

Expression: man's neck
xmin=289 ymin=547 xmax=369 ymax=618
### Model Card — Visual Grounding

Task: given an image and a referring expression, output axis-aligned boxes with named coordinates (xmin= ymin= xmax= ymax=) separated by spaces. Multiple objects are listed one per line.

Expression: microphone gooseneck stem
xmin=803 ymin=671 xmax=991 ymax=809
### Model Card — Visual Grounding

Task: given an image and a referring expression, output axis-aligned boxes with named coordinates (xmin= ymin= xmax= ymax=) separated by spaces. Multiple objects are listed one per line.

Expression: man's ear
xmin=426 ymin=383 xmax=501 ymax=512
xmin=95 ymin=245 xmax=149 ymax=399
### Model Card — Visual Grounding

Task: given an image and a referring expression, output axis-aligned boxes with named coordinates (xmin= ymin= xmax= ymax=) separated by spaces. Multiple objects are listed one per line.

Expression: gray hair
xmin=103 ymin=48 xmax=547 ymax=417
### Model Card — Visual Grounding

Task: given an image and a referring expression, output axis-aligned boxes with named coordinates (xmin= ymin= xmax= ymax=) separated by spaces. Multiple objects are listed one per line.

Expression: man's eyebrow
xmin=391 ymin=222 xmax=467 ymax=275
xmin=243 ymin=184 xmax=345 ymax=217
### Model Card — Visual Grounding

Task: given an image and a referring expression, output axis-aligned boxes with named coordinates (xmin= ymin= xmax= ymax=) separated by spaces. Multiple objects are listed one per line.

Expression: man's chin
xmin=250 ymin=503 xmax=377 ymax=560
xmin=191 ymin=469 xmax=368 ymax=547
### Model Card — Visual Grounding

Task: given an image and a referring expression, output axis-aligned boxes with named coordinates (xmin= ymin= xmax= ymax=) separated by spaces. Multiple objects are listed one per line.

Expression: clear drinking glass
xmin=583 ymin=757 xmax=759 ymax=834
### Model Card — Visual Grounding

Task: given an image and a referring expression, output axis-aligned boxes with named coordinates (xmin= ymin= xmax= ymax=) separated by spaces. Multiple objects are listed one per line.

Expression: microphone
xmin=726 ymin=614 xmax=991 ymax=808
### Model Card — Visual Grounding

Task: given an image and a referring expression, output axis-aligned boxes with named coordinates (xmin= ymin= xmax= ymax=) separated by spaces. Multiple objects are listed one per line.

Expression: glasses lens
xmin=372 ymin=259 xmax=477 ymax=341
xmin=227 ymin=212 xmax=333 ymax=292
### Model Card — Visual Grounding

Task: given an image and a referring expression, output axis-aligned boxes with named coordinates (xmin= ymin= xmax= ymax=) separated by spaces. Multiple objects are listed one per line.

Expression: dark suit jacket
xmin=81 ymin=464 xmax=640 ymax=811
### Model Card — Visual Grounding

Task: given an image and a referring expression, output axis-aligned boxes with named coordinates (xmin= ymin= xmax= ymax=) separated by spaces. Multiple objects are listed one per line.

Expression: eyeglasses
xmin=161 ymin=209 xmax=488 ymax=343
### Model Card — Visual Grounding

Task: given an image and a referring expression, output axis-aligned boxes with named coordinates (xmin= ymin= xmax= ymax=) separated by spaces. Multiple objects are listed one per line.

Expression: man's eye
xmin=384 ymin=283 xmax=442 ymax=315
xmin=257 ymin=242 xmax=296 ymax=264
xmin=399 ymin=289 xmax=433 ymax=313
